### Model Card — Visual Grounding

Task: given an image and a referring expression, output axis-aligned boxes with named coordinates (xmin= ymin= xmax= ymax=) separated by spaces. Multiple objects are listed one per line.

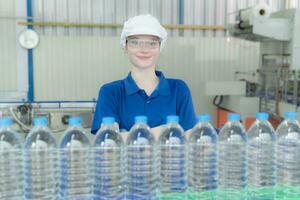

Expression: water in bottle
xmin=0 ymin=117 xmax=23 ymax=200
xmin=94 ymin=117 xmax=124 ymax=200
xmin=126 ymin=116 xmax=156 ymax=200
xmin=217 ymin=113 xmax=247 ymax=200
xmin=24 ymin=117 xmax=57 ymax=200
xmin=247 ymin=112 xmax=276 ymax=200
xmin=158 ymin=115 xmax=187 ymax=199
xmin=276 ymin=112 xmax=300 ymax=199
xmin=59 ymin=116 xmax=92 ymax=200
xmin=188 ymin=114 xmax=218 ymax=200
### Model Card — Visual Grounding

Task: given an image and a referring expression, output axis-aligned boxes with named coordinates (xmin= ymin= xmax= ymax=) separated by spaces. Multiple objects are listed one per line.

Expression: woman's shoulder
xmin=166 ymin=78 xmax=189 ymax=91
xmin=98 ymin=80 xmax=125 ymax=95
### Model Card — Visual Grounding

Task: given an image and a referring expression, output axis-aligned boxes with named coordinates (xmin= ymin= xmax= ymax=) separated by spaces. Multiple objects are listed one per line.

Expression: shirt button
xmin=146 ymin=100 xmax=150 ymax=104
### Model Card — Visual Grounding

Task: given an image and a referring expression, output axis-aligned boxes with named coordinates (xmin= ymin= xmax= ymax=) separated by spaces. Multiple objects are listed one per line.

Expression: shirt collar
xmin=124 ymin=71 xmax=170 ymax=96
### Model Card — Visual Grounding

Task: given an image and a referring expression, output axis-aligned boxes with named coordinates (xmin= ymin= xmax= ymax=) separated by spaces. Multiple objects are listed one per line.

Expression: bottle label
xmin=70 ymin=140 xmax=83 ymax=148
xmin=102 ymin=138 xmax=117 ymax=147
xmin=259 ymin=133 xmax=272 ymax=140
xmin=135 ymin=137 xmax=149 ymax=145
xmin=251 ymin=133 xmax=272 ymax=144
xmin=286 ymin=132 xmax=300 ymax=141
xmin=169 ymin=137 xmax=181 ymax=145
xmin=199 ymin=135 xmax=212 ymax=143
xmin=229 ymin=134 xmax=243 ymax=142
xmin=35 ymin=140 xmax=48 ymax=149
xmin=0 ymin=141 xmax=13 ymax=149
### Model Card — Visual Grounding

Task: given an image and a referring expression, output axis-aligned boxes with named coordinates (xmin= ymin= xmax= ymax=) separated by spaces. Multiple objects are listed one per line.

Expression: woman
xmin=91 ymin=14 xmax=197 ymax=138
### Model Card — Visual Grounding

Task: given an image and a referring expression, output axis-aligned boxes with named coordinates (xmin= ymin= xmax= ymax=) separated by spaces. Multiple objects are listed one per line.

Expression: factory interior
xmin=1 ymin=0 xmax=300 ymax=139
xmin=1 ymin=0 xmax=300 ymax=199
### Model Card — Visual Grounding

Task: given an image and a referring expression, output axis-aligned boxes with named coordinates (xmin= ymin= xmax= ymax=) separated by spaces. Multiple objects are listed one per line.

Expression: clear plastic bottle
xmin=126 ymin=116 xmax=156 ymax=200
xmin=94 ymin=117 xmax=124 ymax=200
xmin=276 ymin=112 xmax=300 ymax=199
xmin=59 ymin=116 xmax=92 ymax=200
xmin=247 ymin=112 xmax=276 ymax=200
xmin=188 ymin=114 xmax=218 ymax=200
xmin=0 ymin=117 xmax=23 ymax=200
xmin=24 ymin=117 xmax=57 ymax=200
xmin=217 ymin=113 xmax=247 ymax=200
xmin=158 ymin=115 xmax=187 ymax=199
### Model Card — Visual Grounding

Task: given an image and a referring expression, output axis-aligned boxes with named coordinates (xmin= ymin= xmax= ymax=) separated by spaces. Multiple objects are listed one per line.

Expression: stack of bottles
xmin=158 ymin=115 xmax=187 ymax=199
xmin=276 ymin=112 xmax=300 ymax=199
xmin=126 ymin=116 xmax=156 ymax=200
xmin=94 ymin=117 xmax=124 ymax=200
xmin=188 ymin=114 xmax=218 ymax=200
xmin=24 ymin=117 xmax=57 ymax=200
xmin=0 ymin=117 xmax=23 ymax=199
xmin=0 ymin=112 xmax=300 ymax=199
xmin=217 ymin=113 xmax=248 ymax=200
xmin=247 ymin=112 xmax=276 ymax=199
xmin=59 ymin=116 xmax=92 ymax=200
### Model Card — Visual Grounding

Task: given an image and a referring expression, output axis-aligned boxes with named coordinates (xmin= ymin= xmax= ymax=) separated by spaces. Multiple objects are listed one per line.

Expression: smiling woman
xmin=126 ymin=35 xmax=160 ymax=72
xmin=91 ymin=14 xmax=197 ymax=138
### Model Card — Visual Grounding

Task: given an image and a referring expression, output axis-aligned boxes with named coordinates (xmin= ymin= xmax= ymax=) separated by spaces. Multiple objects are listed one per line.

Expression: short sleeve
xmin=176 ymin=81 xmax=198 ymax=130
xmin=91 ymin=85 xmax=120 ymax=134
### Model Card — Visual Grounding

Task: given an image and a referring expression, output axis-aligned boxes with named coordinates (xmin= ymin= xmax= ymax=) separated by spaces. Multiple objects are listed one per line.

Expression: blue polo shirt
xmin=91 ymin=71 xmax=197 ymax=134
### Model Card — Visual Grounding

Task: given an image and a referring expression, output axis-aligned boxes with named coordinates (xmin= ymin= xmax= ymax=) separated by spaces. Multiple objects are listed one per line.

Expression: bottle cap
xmin=228 ymin=113 xmax=241 ymax=121
xmin=0 ymin=117 xmax=13 ymax=126
xmin=166 ymin=115 xmax=179 ymax=123
xmin=33 ymin=117 xmax=48 ymax=126
xmin=134 ymin=116 xmax=148 ymax=124
xmin=102 ymin=117 xmax=115 ymax=125
xmin=68 ymin=116 xmax=82 ymax=126
xmin=284 ymin=112 xmax=298 ymax=120
xmin=197 ymin=114 xmax=211 ymax=122
xmin=256 ymin=112 xmax=269 ymax=120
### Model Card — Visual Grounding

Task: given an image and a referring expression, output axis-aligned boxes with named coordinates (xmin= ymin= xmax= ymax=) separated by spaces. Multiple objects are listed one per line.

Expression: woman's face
xmin=125 ymin=35 xmax=160 ymax=70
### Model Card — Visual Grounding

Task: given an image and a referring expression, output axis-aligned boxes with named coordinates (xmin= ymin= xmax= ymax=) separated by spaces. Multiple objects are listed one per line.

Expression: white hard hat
xmin=120 ymin=14 xmax=167 ymax=51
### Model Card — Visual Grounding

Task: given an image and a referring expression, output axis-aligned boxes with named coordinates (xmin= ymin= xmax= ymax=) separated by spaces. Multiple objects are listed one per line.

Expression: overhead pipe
xmin=17 ymin=21 xmax=225 ymax=30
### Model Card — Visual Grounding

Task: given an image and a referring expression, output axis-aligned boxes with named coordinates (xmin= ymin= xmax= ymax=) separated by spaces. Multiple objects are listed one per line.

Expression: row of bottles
xmin=1 ymin=112 xmax=300 ymax=199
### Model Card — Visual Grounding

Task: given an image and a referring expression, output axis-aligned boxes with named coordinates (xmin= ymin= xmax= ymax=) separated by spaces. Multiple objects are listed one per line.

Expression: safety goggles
xmin=126 ymin=39 xmax=160 ymax=49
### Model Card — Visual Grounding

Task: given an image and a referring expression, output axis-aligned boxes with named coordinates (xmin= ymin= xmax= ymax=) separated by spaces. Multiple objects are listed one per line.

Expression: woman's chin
xmin=133 ymin=63 xmax=155 ymax=70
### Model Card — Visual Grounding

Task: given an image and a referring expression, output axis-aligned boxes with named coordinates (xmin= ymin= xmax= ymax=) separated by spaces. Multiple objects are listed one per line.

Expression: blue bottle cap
xmin=68 ymin=116 xmax=82 ymax=125
xmin=0 ymin=117 xmax=13 ymax=126
xmin=197 ymin=114 xmax=211 ymax=122
xmin=166 ymin=115 xmax=179 ymax=124
xmin=134 ymin=116 xmax=148 ymax=124
xmin=284 ymin=112 xmax=298 ymax=120
xmin=228 ymin=113 xmax=241 ymax=121
xmin=33 ymin=117 xmax=48 ymax=126
xmin=256 ymin=112 xmax=269 ymax=120
xmin=102 ymin=117 xmax=115 ymax=125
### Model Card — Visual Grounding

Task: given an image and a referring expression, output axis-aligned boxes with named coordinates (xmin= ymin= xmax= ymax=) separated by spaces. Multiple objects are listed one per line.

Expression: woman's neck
xmin=131 ymin=67 xmax=159 ymax=96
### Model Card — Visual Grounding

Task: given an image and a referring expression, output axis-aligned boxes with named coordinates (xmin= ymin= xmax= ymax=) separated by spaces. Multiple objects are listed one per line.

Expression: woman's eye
xmin=132 ymin=41 xmax=139 ymax=45
xmin=149 ymin=42 xmax=156 ymax=46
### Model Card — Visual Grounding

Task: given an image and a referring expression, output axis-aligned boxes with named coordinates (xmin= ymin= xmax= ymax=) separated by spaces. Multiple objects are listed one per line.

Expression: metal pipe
xmin=26 ymin=0 xmax=34 ymax=102
xmin=17 ymin=21 xmax=225 ymax=30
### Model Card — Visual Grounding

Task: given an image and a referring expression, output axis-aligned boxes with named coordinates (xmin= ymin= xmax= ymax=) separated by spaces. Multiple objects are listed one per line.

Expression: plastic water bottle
xmin=188 ymin=114 xmax=218 ymax=199
xmin=158 ymin=115 xmax=187 ymax=199
xmin=94 ymin=117 xmax=124 ymax=200
xmin=0 ymin=117 xmax=23 ymax=200
xmin=24 ymin=117 xmax=57 ymax=200
xmin=126 ymin=116 xmax=156 ymax=200
xmin=217 ymin=113 xmax=247 ymax=200
xmin=247 ymin=112 xmax=276 ymax=200
xmin=276 ymin=112 xmax=300 ymax=199
xmin=59 ymin=116 xmax=92 ymax=200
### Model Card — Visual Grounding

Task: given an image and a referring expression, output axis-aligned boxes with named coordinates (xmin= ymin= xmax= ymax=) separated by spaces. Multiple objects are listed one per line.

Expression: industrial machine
xmin=216 ymin=3 xmax=300 ymax=128
xmin=0 ymin=102 xmax=94 ymax=140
